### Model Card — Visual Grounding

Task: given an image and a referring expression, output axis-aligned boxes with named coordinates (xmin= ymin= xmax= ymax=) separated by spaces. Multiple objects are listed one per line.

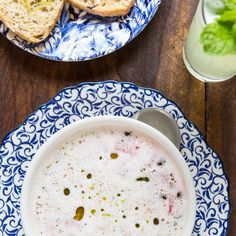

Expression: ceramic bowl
xmin=20 ymin=116 xmax=196 ymax=235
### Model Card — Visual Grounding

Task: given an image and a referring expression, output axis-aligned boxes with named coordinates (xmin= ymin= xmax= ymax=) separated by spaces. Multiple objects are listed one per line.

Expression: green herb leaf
xmin=232 ymin=21 xmax=236 ymax=37
xmin=218 ymin=10 xmax=236 ymax=23
xmin=200 ymin=0 xmax=236 ymax=55
xmin=201 ymin=22 xmax=236 ymax=55
xmin=224 ymin=0 xmax=236 ymax=11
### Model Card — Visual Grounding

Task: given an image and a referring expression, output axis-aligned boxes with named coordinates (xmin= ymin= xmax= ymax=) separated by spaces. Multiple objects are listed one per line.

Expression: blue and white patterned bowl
xmin=0 ymin=0 xmax=161 ymax=61
xmin=0 ymin=81 xmax=230 ymax=235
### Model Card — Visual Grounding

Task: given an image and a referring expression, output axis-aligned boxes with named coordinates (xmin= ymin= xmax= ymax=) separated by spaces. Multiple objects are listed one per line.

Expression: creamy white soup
xmin=30 ymin=127 xmax=187 ymax=235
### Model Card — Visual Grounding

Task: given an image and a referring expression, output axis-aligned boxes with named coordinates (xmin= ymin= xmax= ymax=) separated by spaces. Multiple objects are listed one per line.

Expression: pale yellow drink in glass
xmin=183 ymin=0 xmax=236 ymax=82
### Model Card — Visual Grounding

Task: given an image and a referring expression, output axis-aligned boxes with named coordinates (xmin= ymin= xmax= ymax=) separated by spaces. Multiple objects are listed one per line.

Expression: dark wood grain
xmin=207 ymin=79 xmax=236 ymax=235
xmin=0 ymin=0 xmax=235 ymax=234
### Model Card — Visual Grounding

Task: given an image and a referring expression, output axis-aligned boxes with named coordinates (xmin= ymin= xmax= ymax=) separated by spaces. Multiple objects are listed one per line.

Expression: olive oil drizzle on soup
xmin=31 ymin=128 xmax=186 ymax=235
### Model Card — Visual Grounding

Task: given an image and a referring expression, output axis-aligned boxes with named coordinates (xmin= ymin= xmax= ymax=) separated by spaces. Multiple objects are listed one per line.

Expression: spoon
xmin=132 ymin=108 xmax=181 ymax=149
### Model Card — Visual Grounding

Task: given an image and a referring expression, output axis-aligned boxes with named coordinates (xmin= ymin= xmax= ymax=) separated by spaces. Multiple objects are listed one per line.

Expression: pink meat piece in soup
xmin=114 ymin=137 xmax=141 ymax=155
xmin=168 ymin=197 xmax=174 ymax=215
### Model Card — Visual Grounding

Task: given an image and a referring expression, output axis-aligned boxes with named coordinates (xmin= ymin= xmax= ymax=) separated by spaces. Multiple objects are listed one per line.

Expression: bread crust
xmin=68 ymin=0 xmax=135 ymax=17
xmin=0 ymin=0 xmax=65 ymax=43
xmin=0 ymin=0 xmax=134 ymax=44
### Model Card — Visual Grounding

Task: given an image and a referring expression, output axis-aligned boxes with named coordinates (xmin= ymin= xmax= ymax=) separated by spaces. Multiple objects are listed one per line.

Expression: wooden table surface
xmin=0 ymin=0 xmax=235 ymax=234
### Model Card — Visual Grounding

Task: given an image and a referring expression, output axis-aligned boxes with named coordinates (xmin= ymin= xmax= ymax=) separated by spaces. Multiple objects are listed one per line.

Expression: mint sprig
xmin=201 ymin=0 xmax=236 ymax=55
xmin=218 ymin=10 xmax=236 ymax=23
xmin=201 ymin=22 xmax=236 ymax=55
xmin=224 ymin=0 xmax=236 ymax=11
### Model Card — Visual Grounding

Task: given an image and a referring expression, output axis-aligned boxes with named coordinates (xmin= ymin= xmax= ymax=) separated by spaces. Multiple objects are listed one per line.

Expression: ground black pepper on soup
xmin=31 ymin=127 xmax=186 ymax=235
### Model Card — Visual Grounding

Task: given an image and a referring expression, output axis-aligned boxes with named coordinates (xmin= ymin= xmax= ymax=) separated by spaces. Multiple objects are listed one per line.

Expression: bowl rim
xmin=20 ymin=115 xmax=196 ymax=235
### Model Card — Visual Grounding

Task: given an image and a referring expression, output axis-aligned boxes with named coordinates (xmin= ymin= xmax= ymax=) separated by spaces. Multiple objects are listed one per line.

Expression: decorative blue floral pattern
xmin=0 ymin=0 xmax=161 ymax=61
xmin=0 ymin=81 xmax=230 ymax=235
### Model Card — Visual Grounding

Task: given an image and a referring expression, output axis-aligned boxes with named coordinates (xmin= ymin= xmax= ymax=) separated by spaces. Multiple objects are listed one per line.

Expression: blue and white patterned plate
xmin=0 ymin=81 xmax=230 ymax=235
xmin=0 ymin=0 xmax=161 ymax=61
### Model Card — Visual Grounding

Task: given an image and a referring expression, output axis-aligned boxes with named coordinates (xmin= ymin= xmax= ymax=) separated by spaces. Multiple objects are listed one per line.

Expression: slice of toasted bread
xmin=0 ymin=0 xmax=65 ymax=43
xmin=68 ymin=0 xmax=135 ymax=17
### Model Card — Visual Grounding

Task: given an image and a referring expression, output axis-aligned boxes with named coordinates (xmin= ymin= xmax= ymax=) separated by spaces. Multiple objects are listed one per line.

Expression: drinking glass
xmin=183 ymin=0 xmax=236 ymax=82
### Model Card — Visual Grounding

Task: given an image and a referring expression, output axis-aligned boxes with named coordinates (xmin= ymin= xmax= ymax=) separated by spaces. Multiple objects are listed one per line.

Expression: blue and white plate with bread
xmin=0 ymin=0 xmax=161 ymax=61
